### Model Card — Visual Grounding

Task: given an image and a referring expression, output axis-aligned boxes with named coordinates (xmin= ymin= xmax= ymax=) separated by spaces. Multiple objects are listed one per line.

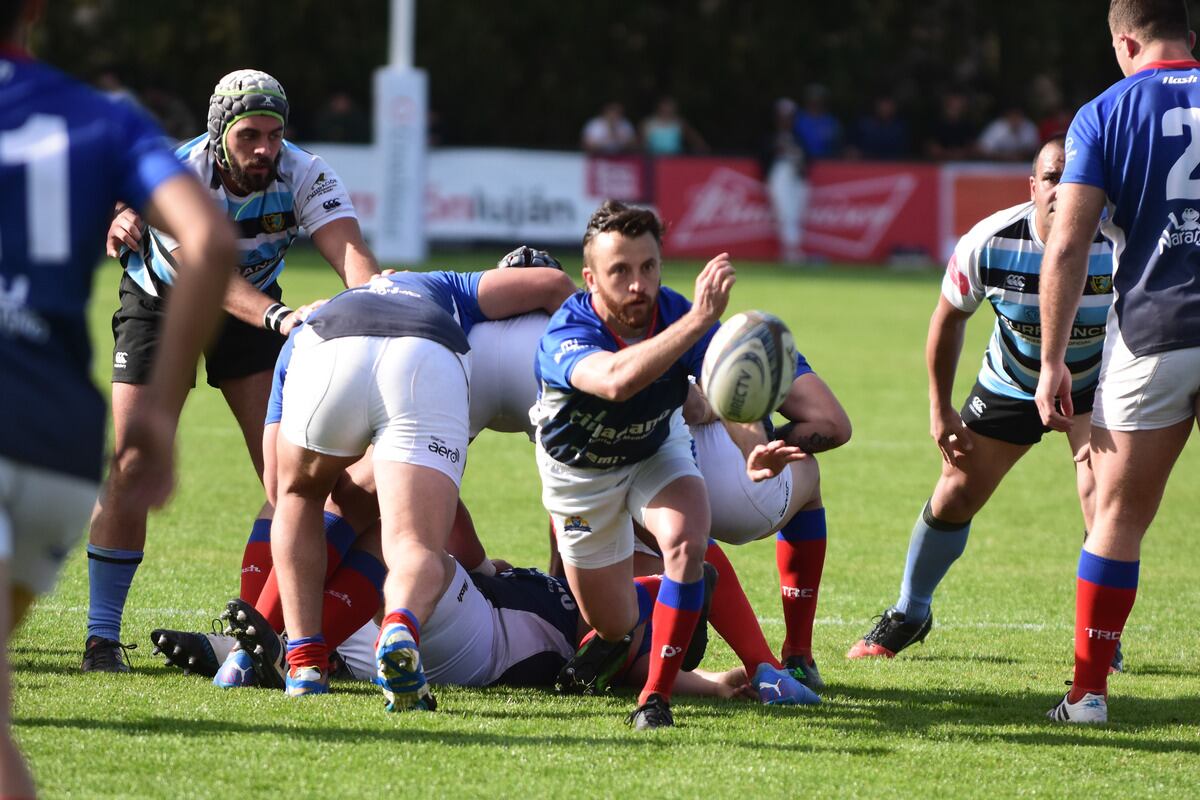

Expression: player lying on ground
xmin=83 ymin=68 xmax=380 ymax=674
xmin=0 ymin=0 xmax=234 ymax=792
xmin=847 ymin=137 xmax=1119 ymax=669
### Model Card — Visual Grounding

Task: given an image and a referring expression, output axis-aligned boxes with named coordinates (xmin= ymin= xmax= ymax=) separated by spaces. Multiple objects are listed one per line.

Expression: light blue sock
xmin=86 ymin=544 xmax=144 ymax=641
xmin=895 ymin=501 xmax=970 ymax=622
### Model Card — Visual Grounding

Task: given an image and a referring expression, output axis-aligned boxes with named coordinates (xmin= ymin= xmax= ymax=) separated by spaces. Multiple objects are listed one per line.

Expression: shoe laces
xmin=87 ymin=638 xmax=137 ymax=668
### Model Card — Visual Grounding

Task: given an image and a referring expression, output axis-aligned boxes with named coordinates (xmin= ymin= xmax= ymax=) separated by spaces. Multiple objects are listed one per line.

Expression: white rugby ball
xmin=701 ymin=311 xmax=798 ymax=423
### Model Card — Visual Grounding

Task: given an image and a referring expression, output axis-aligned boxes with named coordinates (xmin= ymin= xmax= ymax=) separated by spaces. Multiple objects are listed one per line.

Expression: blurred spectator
xmin=850 ymin=94 xmax=910 ymax=160
xmin=792 ymin=83 xmax=842 ymax=160
xmin=92 ymin=70 xmax=141 ymax=109
xmin=1030 ymin=75 xmax=1073 ymax=141
xmin=581 ymin=101 xmax=638 ymax=155
xmin=977 ymin=104 xmax=1039 ymax=161
xmin=639 ymin=97 xmax=709 ymax=156
xmin=140 ymin=87 xmax=196 ymax=142
xmin=313 ymin=91 xmax=370 ymax=143
xmin=765 ymin=98 xmax=809 ymax=263
xmin=925 ymin=90 xmax=978 ymax=160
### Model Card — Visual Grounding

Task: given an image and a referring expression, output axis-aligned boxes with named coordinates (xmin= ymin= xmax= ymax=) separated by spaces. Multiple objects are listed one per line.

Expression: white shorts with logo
xmin=0 ymin=457 xmax=98 ymax=595
xmin=537 ymin=415 xmax=702 ymax=569
xmin=692 ymin=421 xmax=793 ymax=545
xmin=280 ymin=328 xmax=470 ymax=486
xmin=1092 ymin=317 xmax=1200 ymax=431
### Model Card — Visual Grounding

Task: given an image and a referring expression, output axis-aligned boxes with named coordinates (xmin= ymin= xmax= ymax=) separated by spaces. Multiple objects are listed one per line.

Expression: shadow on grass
xmin=817 ymin=684 xmax=1200 ymax=753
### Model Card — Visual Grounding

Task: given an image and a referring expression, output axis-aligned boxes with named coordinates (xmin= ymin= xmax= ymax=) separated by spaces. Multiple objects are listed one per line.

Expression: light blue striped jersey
xmin=123 ymin=136 xmax=356 ymax=296
xmin=943 ymin=201 xmax=1113 ymax=400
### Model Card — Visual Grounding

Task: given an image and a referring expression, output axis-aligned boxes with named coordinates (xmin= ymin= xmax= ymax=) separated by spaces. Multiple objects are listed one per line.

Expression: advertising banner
xmin=654 ymin=157 xmax=780 ymax=261
xmin=938 ymin=163 xmax=1031 ymax=260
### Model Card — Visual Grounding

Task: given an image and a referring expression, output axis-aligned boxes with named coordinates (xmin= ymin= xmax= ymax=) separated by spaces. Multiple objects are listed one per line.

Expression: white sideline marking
xmin=34 ymin=606 xmax=213 ymax=617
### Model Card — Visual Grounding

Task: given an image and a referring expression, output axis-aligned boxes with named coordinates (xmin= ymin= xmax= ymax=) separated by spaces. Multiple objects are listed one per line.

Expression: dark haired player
xmin=1037 ymin=0 xmax=1200 ymax=723
xmin=0 ymin=0 xmax=234 ymax=791
xmin=848 ymin=138 xmax=1114 ymax=662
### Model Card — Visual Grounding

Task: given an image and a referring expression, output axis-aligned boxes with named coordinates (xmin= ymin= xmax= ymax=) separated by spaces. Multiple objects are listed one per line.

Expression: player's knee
xmin=929 ymin=479 xmax=980 ymax=524
xmin=658 ymin=533 xmax=706 ymax=569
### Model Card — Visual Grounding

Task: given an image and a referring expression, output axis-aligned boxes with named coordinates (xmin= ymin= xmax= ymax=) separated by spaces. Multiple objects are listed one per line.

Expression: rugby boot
xmin=1047 ymin=684 xmax=1108 ymax=724
xmin=783 ymin=653 xmax=826 ymax=691
xmin=846 ymin=607 xmax=932 ymax=659
xmin=220 ymin=597 xmax=286 ymax=690
xmin=626 ymin=693 xmax=674 ymax=730
xmin=213 ymin=649 xmax=258 ymax=689
xmin=376 ymin=622 xmax=436 ymax=712
xmin=285 ymin=665 xmax=329 ymax=697
xmin=753 ymin=663 xmax=820 ymax=705
xmin=150 ymin=626 xmax=232 ymax=678
xmin=81 ymin=636 xmax=136 ymax=673
xmin=555 ymin=631 xmax=633 ymax=695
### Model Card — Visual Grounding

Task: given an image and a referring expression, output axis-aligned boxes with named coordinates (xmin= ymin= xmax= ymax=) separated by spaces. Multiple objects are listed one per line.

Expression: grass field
xmin=13 ymin=249 xmax=1200 ymax=798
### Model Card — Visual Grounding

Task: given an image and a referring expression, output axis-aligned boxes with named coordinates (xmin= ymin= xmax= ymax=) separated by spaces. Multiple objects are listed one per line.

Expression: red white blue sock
xmin=86 ymin=544 xmax=143 ymax=642
xmin=639 ymin=575 xmax=703 ymax=705
xmin=379 ymin=608 xmax=421 ymax=648
xmin=255 ymin=512 xmax=359 ymax=632
xmin=704 ymin=540 xmax=780 ymax=672
xmin=321 ymin=550 xmax=386 ymax=650
xmin=776 ymin=508 xmax=827 ymax=660
xmin=1071 ymin=550 xmax=1138 ymax=700
xmin=239 ymin=518 xmax=273 ymax=605
xmin=286 ymin=634 xmax=328 ymax=672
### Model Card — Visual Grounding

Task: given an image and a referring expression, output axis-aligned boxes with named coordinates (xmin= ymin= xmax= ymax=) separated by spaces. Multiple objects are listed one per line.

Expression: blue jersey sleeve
xmin=439 ymin=270 xmax=486 ymax=329
xmin=264 ymin=328 xmax=298 ymax=426
xmin=795 ymin=350 xmax=813 ymax=378
xmin=1062 ymin=102 xmax=1107 ymax=190
xmin=537 ymin=318 xmax=608 ymax=390
xmin=112 ymin=101 xmax=188 ymax=213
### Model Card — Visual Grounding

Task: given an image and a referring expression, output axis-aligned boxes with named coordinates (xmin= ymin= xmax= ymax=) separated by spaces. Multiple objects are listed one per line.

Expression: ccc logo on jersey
xmin=261 ymin=213 xmax=286 ymax=234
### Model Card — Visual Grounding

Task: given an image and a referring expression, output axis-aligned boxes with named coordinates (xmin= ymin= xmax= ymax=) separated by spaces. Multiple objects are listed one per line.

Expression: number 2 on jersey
xmin=0 ymin=114 xmax=70 ymax=263
xmin=1163 ymin=106 xmax=1200 ymax=201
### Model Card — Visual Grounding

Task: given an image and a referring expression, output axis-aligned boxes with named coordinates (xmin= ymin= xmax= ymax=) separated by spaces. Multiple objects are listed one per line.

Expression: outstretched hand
xmin=746 ymin=439 xmax=805 ymax=482
xmin=691 ymin=252 xmax=735 ymax=325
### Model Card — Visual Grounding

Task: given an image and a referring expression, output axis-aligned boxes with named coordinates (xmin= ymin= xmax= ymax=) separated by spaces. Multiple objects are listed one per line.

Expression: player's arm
xmin=775 ymin=373 xmax=852 ymax=453
xmin=476 ymin=267 xmax=577 ymax=318
xmin=926 ymin=295 xmax=975 ymax=464
xmin=1035 ymin=182 xmax=1107 ymax=431
xmin=571 ymin=254 xmax=734 ymax=402
xmin=310 ymin=216 xmax=380 ymax=288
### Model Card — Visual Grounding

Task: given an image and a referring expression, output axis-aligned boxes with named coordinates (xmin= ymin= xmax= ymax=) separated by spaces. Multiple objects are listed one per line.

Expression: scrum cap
xmin=207 ymin=69 xmax=289 ymax=169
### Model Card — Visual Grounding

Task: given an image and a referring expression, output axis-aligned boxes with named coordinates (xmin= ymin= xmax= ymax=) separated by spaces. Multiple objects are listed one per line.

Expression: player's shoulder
xmin=656 ymin=284 xmax=693 ymax=320
xmin=547 ymin=290 xmax=597 ymax=327
xmin=5 ymin=59 xmax=155 ymax=136
xmin=960 ymin=201 xmax=1035 ymax=252
xmin=1085 ymin=66 xmax=1185 ymax=118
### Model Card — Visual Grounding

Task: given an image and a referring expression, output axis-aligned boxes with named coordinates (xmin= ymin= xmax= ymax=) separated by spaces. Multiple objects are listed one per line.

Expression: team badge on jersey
xmin=261 ymin=212 xmax=285 ymax=233
xmin=1089 ymin=274 xmax=1113 ymax=294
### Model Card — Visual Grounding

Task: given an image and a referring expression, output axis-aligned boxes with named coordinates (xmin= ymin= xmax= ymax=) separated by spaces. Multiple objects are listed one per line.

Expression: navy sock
xmin=895 ymin=501 xmax=970 ymax=622
xmin=86 ymin=544 xmax=144 ymax=641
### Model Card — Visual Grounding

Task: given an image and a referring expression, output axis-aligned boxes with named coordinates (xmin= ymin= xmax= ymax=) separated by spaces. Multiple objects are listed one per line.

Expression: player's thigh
xmin=279 ymin=331 xmax=375 ymax=458
xmin=1089 ymin=420 xmax=1192 ymax=537
xmin=420 ymin=558 xmax=496 ymax=687
xmin=0 ymin=458 xmax=97 ymax=614
xmin=219 ymin=371 xmax=273 ymax=446
xmin=630 ymin=433 xmax=709 ymax=559
xmin=1093 ymin=334 xmax=1200 ymax=432
xmin=562 ymin=557 xmax=639 ymax=639
xmin=374 ymin=461 xmax=459 ymax=550
xmin=693 ymin=420 xmax=795 ymax=545
xmin=930 ymin=433 xmax=1031 ymax=522
xmin=108 ymin=381 xmax=155 ymax=450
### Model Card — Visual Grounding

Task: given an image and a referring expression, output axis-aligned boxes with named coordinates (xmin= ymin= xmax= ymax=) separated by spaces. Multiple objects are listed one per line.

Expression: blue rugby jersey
xmin=943 ymin=201 xmax=1113 ymax=400
xmin=534 ymin=287 xmax=718 ymax=468
xmin=469 ymin=568 xmax=579 ymax=687
xmin=1064 ymin=58 xmax=1200 ymax=356
xmin=0 ymin=49 xmax=186 ymax=481
xmin=123 ymin=136 xmax=356 ymax=297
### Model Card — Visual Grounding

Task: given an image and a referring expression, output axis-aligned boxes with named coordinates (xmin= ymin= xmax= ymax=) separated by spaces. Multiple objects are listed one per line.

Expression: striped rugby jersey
xmin=943 ymin=201 xmax=1113 ymax=401
xmin=123 ymin=135 xmax=356 ymax=296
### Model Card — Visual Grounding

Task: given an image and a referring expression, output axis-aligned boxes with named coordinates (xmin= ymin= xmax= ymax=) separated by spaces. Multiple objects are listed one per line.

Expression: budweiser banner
xmin=655 ymin=157 xmax=780 ymax=260
xmin=802 ymin=162 xmax=940 ymax=262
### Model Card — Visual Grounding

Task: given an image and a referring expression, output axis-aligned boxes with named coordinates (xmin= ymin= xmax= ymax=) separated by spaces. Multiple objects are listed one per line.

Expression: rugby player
xmin=1036 ymin=0 xmax=1200 ymax=723
xmin=848 ymin=137 xmax=1114 ymax=661
xmin=270 ymin=266 xmax=574 ymax=705
xmin=533 ymin=200 xmax=805 ymax=729
xmin=0 ymin=0 xmax=234 ymax=791
xmin=82 ymin=68 xmax=380 ymax=673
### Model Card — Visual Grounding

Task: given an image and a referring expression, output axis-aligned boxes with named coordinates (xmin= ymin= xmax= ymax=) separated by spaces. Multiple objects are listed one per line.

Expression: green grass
xmin=14 ymin=249 xmax=1200 ymax=798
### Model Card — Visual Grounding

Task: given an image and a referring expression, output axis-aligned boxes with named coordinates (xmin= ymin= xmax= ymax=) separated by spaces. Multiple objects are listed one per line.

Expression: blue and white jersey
xmin=1064 ymin=59 xmax=1200 ymax=356
xmin=123 ymin=135 xmax=355 ymax=297
xmin=0 ymin=50 xmax=186 ymax=481
xmin=305 ymin=271 xmax=486 ymax=353
xmin=470 ymin=567 xmax=579 ymax=687
xmin=534 ymin=287 xmax=718 ymax=469
xmin=943 ymin=201 xmax=1113 ymax=400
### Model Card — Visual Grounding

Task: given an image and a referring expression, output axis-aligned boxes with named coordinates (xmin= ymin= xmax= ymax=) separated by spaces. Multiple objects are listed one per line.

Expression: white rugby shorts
xmin=692 ymin=421 xmax=794 ymax=545
xmin=1092 ymin=317 xmax=1200 ymax=431
xmin=0 ymin=457 xmax=97 ymax=595
xmin=538 ymin=416 xmax=702 ymax=569
xmin=466 ymin=313 xmax=547 ymax=440
xmin=280 ymin=329 xmax=470 ymax=486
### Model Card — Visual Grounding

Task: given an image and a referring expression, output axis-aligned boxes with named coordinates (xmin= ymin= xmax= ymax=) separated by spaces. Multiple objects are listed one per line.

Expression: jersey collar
xmin=1137 ymin=59 xmax=1200 ymax=73
xmin=591 ymin=296 xmax=660 ymax=349
xmin=0 ymin=44 xmax=30 ymax=60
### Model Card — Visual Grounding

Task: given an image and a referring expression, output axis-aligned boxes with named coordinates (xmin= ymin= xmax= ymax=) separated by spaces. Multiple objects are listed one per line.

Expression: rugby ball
xmin=701 ymin=311 xmax=797 ymax=423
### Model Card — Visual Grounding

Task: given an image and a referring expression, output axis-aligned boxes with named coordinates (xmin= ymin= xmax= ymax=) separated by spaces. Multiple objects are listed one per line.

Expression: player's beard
xmin=596 ymin=282 xmax=658 ymax=333
xmin=227 ymin=153 xmax=278 ymax=194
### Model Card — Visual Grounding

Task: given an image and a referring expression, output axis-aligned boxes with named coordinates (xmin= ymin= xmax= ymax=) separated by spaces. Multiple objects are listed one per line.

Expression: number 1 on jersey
xmin=0 ymin=114 xmax=70 ymax=263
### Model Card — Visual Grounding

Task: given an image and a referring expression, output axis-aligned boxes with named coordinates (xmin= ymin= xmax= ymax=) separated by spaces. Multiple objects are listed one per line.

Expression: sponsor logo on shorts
xmin=427 ymin=436 xmax=461 ymax=464
xmin=457 ymin=580 xmax=468 ymax=602
xmin=114 ymin=351 xmax=129 ymax=369
xmin=970 ymin=395 xmax=986 ymax=416
xmin=561 ymin=515 xmax=590 ymax=533
xmin=660 ymin=645 xmax=682 ymax=659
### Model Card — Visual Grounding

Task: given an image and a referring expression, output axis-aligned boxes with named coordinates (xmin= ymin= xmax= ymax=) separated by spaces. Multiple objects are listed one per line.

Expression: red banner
xmin=654 ymin=157 xmax=780 ymax=261
xmin=802 ymin=162 xmax=940 ymax=262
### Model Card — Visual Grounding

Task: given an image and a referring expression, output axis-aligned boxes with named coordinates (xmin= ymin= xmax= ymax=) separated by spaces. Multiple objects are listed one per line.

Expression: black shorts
xmin=959 ymin=379 xmax=1095 ymax=446
xmin=111 ymin=272 xmax=285 ymax=389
